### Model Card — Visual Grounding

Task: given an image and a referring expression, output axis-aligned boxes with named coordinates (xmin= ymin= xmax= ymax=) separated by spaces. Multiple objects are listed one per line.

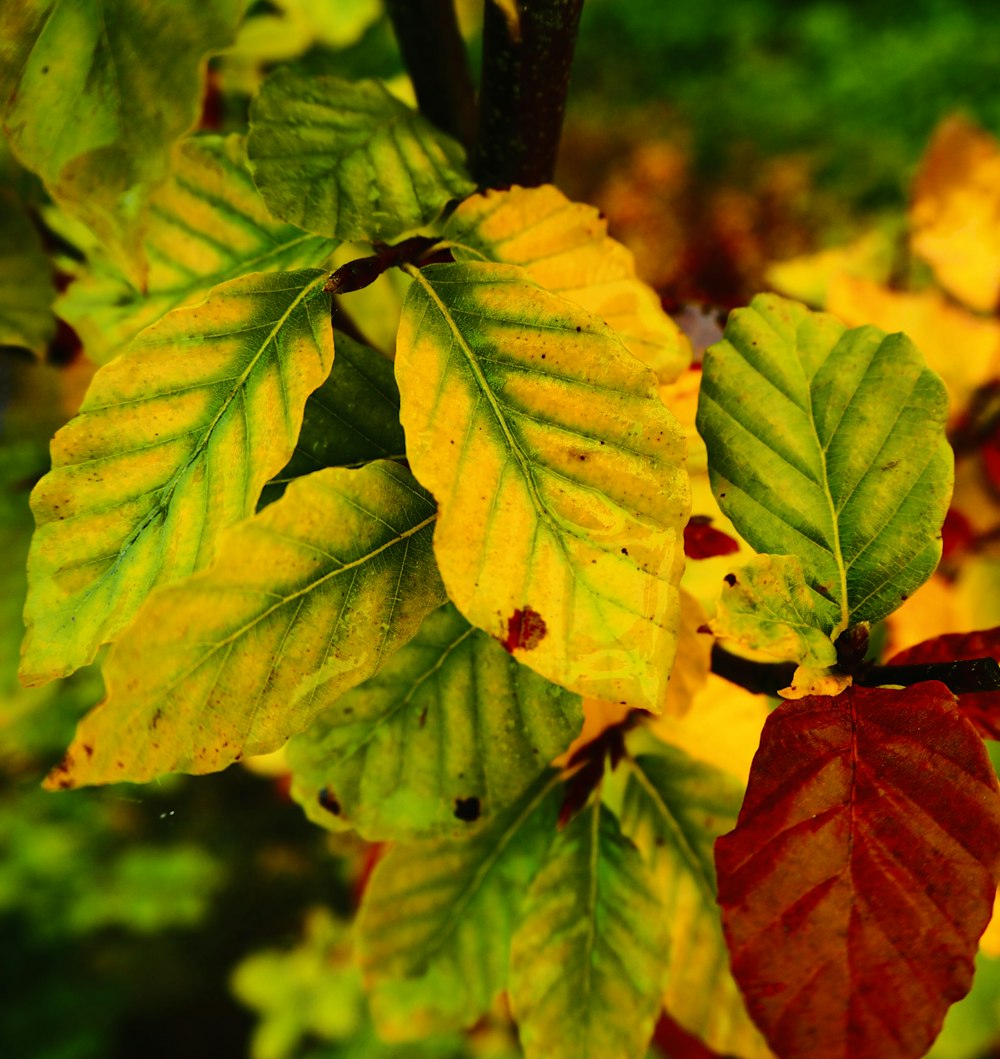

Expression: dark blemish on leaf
xmin=882 ymin=459 xmax=900 ymax=471
xmin=454 ymin=796 xmax=481 ymax=822
xmin=621 ymin=547 xmax=629 ymax=555
xmin=575 ymin=326 xmax=581 ymax=332
xmin=900 ymin=593 xmax=909 ymax=601
xmin=151 ymin=708 xmax=163 ymax=729
xmin=83 ymin=744 xmax=93 ymax=759
xmin=418 ymin=706 xmax=428 ymax=728
xmin=318 ymin=788 xmax=341 ymax=815
xmin=116 ymin=760 xmax=124 ymax=769
xmin=724 ymin=573 xmax=737 ymax=587
xmin=815 ymin=584 xmax=833 ymax=599
xmin=697 ymin=623 xmax=713 ymax=634
xmin=500 ymin=606 xmax=547 ymax=653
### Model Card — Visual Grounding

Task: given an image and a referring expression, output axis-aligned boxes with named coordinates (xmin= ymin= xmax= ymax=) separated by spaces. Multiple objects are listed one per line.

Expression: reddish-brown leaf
xmin=889 ymin=629 xmax=1000 ymax=739
xmin=684 ymin=515 xmax=740 ymax=559
xmin=716 ymin=683 xmax=1000 ymax=1059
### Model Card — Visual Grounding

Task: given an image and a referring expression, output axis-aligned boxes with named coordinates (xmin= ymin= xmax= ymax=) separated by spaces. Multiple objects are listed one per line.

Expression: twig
xmin=385 ymin=0 xmax=476 ymax=150
xmin=473 ymin=0 xmax=585 ymax=188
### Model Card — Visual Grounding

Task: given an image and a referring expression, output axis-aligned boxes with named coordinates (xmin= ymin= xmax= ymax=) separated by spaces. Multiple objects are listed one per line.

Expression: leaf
xmin=395 ymin=261 xmax=690 ymax=710
xmin=248 ymin=69 xmax=474 ymax=242
xmin=696 ymin=292 xmax=952 ymax=635
xmin=287 ymin=602 xmax=581 ymax=839
xmin=261 ymin=330 xmax=406 ymax=507
xmin=0 ymin=188 xmax=54 ymax=355
xmin=0 ymin=0 xmax=244 ymax=272
xmin=910 ymin=115 xmax=1000 ymax=313
xmin=509 ymin=801 xmax=668 ymax=1059
xmin=663 ymin=589 xmax=713 ymax=718
xmin=683 ymin=516 xmax=740 ymax=560
xmin=56 ymin=134 xmax=339 ymax=365
xmin=356 ymin=771 xmax=562 ymax=1036
xmin=621 ymin=751 xmax=772 ymax=1059
xmin=887 ymin=628 xmax=1000 ymax=740
xmin=21 ymin=269 xmax=334 ymax=685
xmin=825 ymin=274 xmax=1000 ymax=414
xmin=716 ymin=683 xmax=1000 ymax=1059
xmin=445 ymin=185 xmax=690 ymax=381
xmin=711 ymin=554 xmax=840 ymax=667
xmin=44 ymin=461 xmax=444 ymax=789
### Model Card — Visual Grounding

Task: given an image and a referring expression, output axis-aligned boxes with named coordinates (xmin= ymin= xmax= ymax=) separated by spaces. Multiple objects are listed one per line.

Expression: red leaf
xmin=652 ymin=1012 xmax=732 ymax=1058
xmin=940 ymin=507 xmax=975 ymax=561
xmin=684 ymin=516 xmax=740 ymax=559
xmin=888 ymin=628 xmax=1000 ymax=739
xmin=716 ymin=684 xmax=1000 ymax=1059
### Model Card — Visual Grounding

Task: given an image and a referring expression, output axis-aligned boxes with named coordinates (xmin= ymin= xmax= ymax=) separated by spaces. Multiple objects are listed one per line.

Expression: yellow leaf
xmin=396 ymin=261 xmax=690 ymax=711
xmin=44 ymin=461 xmax=445 ymax=789
xmin=446 ymin=185 xmax=691 ymax=382
xmin=21 ymin=270 xmax=333 ymax=685
xmin=827 ymin=273 xmax=1000 ymax=412
xmin=664 ymin=590 xmax=713 ymax=717
xmin=910 ymin=115 xmax=1000 ymax=313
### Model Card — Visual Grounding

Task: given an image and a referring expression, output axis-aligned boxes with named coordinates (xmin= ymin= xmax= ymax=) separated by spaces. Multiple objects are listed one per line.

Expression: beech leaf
xmin=0 ymin=0 xmax=244 ymax=272
xmin=716 ymin=683 xmax=1000 ymax=1059
xmin=395 ymin=260 xmax=690 ymax=710
xmin=57 ymin=134 xmax=339 ymax=365
xmin=43 ymin=461 xmax=444 ymax=789
xmin=697 ymin=293 xmax=952 ymax=635
xmin=287 ymin=603 xmax=581 ymax=839
xmin=445 ymin=185 xmax=690 ymax=381
xmin=509 ymin=801 xmax=668 ymax=1059
xmin=248 ymin=69 xmax=475 ymax=242
xmin=356 ymin=771 xmax=561 ymax=1036
xmin=711 ymin=554 xmax=840 ymax=667
xmin=21 ymin=269 xmax=333 ymax=685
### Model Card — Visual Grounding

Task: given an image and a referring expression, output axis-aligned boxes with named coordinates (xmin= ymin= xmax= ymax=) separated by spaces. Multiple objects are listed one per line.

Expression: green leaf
xmin=56 ymin=134 xmax=339 ymax=365
xmin=357 ymin=771 xmax=561 ymax=1036
xmin=44 ymin=461 xmax=445 ymax=789
xmin=21 ymin=269 xmax=334 ymax=686
xmin=395 ymin=261 xmax=690 ymax=711
xmin=509 ymin=802 xmax=668 ymax=1059
xmin=0 ymin=0 xmax=244 ymax=271
xmin=248 ymin=69 xmax=475 ymax=242
xmin=0 ymin=188 xmax=54 ymax=354
xmin=445 ymin=185 xmax=690 ymax=382
xmin=261 ymin=330 xmax=406 ymax=507
xmin=711 ymin=553 xmax=840 ymax=667
xmin=621 ymin=751 xmax=772 ymax=1059
xmin=696 ymin=292 xmax=952 ymax=633
xmin=287 ymin=603 xmax=581 ymax=839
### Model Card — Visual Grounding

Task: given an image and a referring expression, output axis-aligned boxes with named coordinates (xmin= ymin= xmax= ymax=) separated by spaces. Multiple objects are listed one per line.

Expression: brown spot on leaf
xmin=724 ymin=573 xmax=737 ymax=587
xmin=318 ymin=788 xmax=341 ymax=815
xmin=83 ymin=744 xmax=93 ymax=758
xmin=418 ymin=706 xmax=428 ymax=728
xmin=454 ymin=796 xmax=481 ymax=822
xmin=500 ymin=606 xmax=547 ymax=653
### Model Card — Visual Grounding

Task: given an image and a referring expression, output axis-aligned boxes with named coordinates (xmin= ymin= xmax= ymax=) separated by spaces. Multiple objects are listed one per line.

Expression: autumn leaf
xmin=0 ymin=0 xmax=243 ymax=274
xmin=697 ymin=293 xmax=952 ymax=635
xmin=248 ymin=69 xmax=474 ymax=242
xmin=621 ymin=751 xmax=772 ymax=1059
xmin=711 ymin=554 xmax=840 ymax=668
xmin=356 ymin=771 xmax=562 ymax=1037
xmin=261 ymin=330 xmax=406 ymax=507
xmin=56 ymin=134 xmax=339 ymax=365
xmin=910 ymin=115 xmax=1000 ymax=313
xmin=286 ymin=602 xmax=581 ymax=839
xmin=887 ymin=628 xmax=1000 ymax=740
xmin=21 ymin=269 xmax=333 ymax=685
xmin=43 ymin=461 xmax=444 ymax=788
xmin=395 ymin=260 xmax=690 ymax=710
xmin=716 ymin=683 xmax=1000 ymax=1059
xmin=445 ymin=184 xmax=691 ymax=381
xmin=509 ymin=801 xmax=668 ymax=1059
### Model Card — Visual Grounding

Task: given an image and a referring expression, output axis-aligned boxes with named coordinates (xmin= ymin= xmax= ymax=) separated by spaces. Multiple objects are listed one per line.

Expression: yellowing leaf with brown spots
xmin=445 ymin=185 xmax=690 ymax=382
xmin=910 ymin=115 xmax=1000 ymax=313
xmin=395 ymin=261 xmax=690 ymax=712
xmin=44 ymin=461 xmax=445 ymax=788
xmin=21 ymin=269 xmax=333 ymax=686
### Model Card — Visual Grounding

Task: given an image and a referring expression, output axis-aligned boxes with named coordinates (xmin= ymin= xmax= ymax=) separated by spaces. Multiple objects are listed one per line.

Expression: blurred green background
xmin=4 ymin=1 xmax=1000 ymax=1057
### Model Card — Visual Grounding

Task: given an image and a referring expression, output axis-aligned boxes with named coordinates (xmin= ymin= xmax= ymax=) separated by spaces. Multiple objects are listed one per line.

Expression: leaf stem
xmin=385 ymin=0 xmax=476 ymax=150
xmin=473 ymin=0 xmax=585 ymax=188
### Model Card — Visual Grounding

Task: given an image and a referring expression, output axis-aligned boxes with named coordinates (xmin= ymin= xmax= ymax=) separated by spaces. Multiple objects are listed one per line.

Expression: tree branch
xmin=385 ymin=0 xmax=476 ymax=150
xmin=473 ymin=0 xmax=585 ymax=188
